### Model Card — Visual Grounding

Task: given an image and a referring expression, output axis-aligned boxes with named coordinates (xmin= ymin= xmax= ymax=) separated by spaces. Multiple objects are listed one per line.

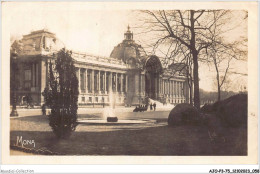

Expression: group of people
xmin=133 ymin=104 xmax=148 ymax=112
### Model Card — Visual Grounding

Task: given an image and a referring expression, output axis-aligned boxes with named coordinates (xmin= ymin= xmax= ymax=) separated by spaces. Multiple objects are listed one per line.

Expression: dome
xmin=110 ymin=26 xmax=147 ymax=66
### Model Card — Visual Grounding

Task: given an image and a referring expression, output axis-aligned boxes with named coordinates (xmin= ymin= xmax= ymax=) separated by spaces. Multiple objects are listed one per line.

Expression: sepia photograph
xmin=1 ymin=1 xmax=258 ymax=166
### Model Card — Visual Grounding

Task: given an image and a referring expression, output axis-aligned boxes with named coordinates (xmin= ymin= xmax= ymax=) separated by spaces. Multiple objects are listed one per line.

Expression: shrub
xmin=201 ymin=94 xmax=247 ymax=128
xmin=42 ymin=48 xmax=79 ymax=138
xmin=216 ymin=94 xmax=247 ymax=127
xmin=168 ymin=103 xmax=200 ymax=126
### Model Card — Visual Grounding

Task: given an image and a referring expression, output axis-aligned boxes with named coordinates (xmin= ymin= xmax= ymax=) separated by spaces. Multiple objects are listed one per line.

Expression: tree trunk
xmin=217 ymin=85 xmax=221 ymax=101
xmin=216 ymin=70 xmax=221 ymax=101
xmin=214 ymin=55 xmax=221 ymax=101
xmin=189 ymin=79 xmax=193 ymax=105
xmin=190 ymin=10 xmax=200 ymax=110
xmin=193 ymin=54 xmax=200 ymax=109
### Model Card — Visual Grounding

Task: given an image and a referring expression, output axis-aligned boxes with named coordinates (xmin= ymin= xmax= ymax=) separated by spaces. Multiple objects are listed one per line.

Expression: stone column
xmin=32 ymin=63 xmax=35 ymax=87
xmin=169 ymin=80 xmax=171 ymax=96
xmin=178 ymin=82 xmax=180 ymax=97
xmin=86 ymin=69 xmax=88 ymax=93
xmin=169 ymin=81 xmax=171 ymax=96
xmin=104 ymin=71 xmax=107 ymax=93
xmin=182 ymin=82 xmax=184 ymax=96
xmin=120 ymin=73 xmax=123 ymax=93
xmin=78 ymin=68 xmax=81 ymax=94
xmin=40 ymin=60 xmax=47 ymax=104
xmin=109 ymin=72 xmax=112 ymax=92
xmin=166 ymin=80 xmax=168 ymax=96
xmin=166 ymin=80 xmax=168 ymax=95
xmin=92 ymin=69 xmax=94 ymax=94
xmin=36 ymin=62 xmax=39 ymax=88
xmin=83 ymin=68 xmax=86 ymax=93
xmin=168 ymin=80 xmax=170 ymax=96
xmin=180 ymin=82 xmax=182 ymax=97
xmin=171 ymin=80 xmax=173 ymax=96
xmin=98 ymin=70 xmax=100 ymax=94
xmin=125 ymin=74 xmax=128 ymax=92
xmin=176 ymin=81 xmax=178 ymax=96
xmin=115 ymin=73 xmax=118 ymax=93
xmin=174 ymin=81 xmax=176 ymax=96
xmin=162 ymin=79 xmax=164 ymax=95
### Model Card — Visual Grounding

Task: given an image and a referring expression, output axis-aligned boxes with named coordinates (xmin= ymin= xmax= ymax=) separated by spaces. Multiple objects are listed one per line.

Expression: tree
xmin=138 ymin=10 xmax=235 ymax=109
xmin=212 ymin=74 xmax=232 ymax=100
xmin=42 ymin=48 xmax=79 ymax=139
xmin=202 ymin=11 xmax=247 ymax=101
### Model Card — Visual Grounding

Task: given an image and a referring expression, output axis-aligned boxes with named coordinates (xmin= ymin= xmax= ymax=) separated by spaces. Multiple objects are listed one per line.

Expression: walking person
xmin=153 ymin=102 xmax=156 ymax=111
xmin=41 ymin=104 xmax=46 ymax=116
xmin=150 ymin=103 xmax=153 ymax=111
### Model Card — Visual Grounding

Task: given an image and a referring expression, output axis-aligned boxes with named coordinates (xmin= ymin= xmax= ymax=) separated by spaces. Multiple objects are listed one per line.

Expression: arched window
xmin=145 ymin=55 xmax=163 ymax=73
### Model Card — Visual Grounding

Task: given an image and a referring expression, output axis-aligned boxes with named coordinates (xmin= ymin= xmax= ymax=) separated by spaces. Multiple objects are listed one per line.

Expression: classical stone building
xmin=10 ymin=27 xmax=189 ymax=107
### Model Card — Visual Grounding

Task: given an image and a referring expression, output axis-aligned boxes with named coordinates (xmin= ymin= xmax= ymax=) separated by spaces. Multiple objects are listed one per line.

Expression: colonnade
xmin=159 ymin=78 xmax=186 ymax=103
xmin=76 ymin=68 xmax=128 ymax=95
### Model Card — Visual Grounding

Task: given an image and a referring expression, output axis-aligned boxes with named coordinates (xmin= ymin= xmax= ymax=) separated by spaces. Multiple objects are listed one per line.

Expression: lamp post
xmin=10 ymin=51 xmax=19 ymax=117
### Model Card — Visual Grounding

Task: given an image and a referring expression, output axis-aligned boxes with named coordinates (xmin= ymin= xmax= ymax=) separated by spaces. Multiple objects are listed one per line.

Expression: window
xmin=80 ymin=69 xmax=85 ymax=93
xmin=94 ymin=71 xmax=98 ymax=93
xmin=87 ymin=71 xmax=91 ymax=92
xmin=24 ymin=70 xmax=31 ymax=81
xmin=24 ymin=69 xmax=31 ymax=90
xmin=95 ymin=97 xmax=98 ymax=102
xmin=112 ymin=73 xmax=116 ymax=92
xmin=82 ymin=97 xmax=85 ymax=102
xmin=123 ymin=74 xmax=126 ymax=92
xmin=117 ymin=74 xmax=121 ymax=92
xmin=89 ymin=97 xmax=92 ymax=103
xmin=106 ymin=72 xmax=109 ymax=92
xmin=100 ymin=72 xmax=104 ymax=92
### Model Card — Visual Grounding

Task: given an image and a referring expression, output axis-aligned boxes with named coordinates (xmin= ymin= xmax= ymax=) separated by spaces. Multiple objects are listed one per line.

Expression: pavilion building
xmin=10 ymin=27 xmax=189 ymax=107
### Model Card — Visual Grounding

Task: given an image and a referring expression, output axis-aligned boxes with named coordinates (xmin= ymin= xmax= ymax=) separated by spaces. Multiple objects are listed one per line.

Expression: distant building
xmin=10 ymin=26 xmax=189 ymax=106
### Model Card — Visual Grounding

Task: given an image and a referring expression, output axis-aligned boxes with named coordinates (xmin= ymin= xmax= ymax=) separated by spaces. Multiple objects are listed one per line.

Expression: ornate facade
xmin=11 ymin=27 xmax=189 ymax=106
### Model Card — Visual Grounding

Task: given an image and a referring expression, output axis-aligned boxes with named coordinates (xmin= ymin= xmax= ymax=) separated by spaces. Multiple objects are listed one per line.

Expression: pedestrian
xmin=150 ymin=103 xmax=153 ymax=111
xmin=153 ymin=102 xmax=156 ymax=111
xmin=42 ymin=104 xmax=46 ymax=116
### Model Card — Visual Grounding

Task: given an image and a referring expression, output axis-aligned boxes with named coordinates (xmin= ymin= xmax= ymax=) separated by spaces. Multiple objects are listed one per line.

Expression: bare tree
xmin=212 ymin=73 xmax=231 ymax=100
xmin=137 ymin=10 xmax=232 ymax=109
xmin=210 ymin=44 xmax=246 ymax=100
xmin=203 ymin=11 xmax=247 ymax=101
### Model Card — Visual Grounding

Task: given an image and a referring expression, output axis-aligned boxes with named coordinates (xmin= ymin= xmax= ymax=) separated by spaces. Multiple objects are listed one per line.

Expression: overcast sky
xmin=7 ymin=2 xmax=248 ymax=92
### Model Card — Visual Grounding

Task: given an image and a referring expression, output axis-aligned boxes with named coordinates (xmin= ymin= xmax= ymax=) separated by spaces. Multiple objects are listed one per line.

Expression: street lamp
xmin=10 ymin=51 xmax=19 ymax=117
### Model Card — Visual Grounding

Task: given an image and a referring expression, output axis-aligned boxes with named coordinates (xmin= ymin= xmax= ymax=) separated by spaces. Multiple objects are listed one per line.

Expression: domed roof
xmin=110 ymin=26 xmax=147 ymax=66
